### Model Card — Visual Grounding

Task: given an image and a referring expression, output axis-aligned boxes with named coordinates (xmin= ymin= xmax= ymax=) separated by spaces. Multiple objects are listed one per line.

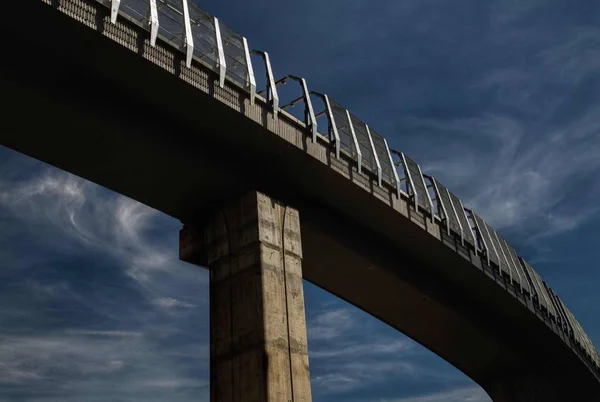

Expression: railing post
xmin=149 ymin=0 xmax=159 ymax=47
xmin=243 ymin=37 xmax=256 ymax=104
xmin=346 ymin=110 xmax=362 ymax=173
xmin=110 ymin=0 xmax=121 ymax=24
xmin=214 ymin=17 xmax=227 ymax=88
xmin=384 ymin=139 xmax=401 ymax=195
xmin=182 ymin=0 xmax=194 ymax=68
xmin=366 ymin=125 xmax=382 ymax=186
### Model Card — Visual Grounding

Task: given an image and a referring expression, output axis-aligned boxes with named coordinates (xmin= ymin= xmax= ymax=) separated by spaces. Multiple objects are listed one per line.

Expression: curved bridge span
xmin=1 ymin=0 xmax=599 ymax=400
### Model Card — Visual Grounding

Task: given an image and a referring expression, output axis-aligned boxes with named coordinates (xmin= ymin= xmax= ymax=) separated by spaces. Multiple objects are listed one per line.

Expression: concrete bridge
xmin=1 ymin=0 xmax=599 ymax=400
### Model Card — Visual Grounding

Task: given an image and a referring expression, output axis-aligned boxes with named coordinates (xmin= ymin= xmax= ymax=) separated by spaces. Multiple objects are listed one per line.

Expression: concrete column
xmin=180 ymin=191 xmax=312 ymax=402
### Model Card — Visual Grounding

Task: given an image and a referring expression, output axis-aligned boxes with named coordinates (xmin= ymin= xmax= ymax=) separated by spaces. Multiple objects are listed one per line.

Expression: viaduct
xmin=1 ymin=0 xmax=599 ymax=400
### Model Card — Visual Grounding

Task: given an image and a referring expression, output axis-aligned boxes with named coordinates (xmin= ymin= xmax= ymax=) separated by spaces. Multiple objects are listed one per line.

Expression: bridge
xmin=1 ymin=0 xmax=599 ymax=401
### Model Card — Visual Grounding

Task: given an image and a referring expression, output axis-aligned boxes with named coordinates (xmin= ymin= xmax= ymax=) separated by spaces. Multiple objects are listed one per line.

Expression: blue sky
xmin=0 ymin=0 xmax=599 ymax=400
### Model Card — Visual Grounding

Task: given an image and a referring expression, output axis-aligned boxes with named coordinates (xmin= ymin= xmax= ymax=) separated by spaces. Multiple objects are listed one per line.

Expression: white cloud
xmin=311 ymin=339 xmax=413 ymax=359
xmin=0 ymin=160 xmax=211 ymax=401
xmin=308 ymin=307 xmax=355 ymax=341
xmin=0 ymin=167 xmax=208 ymax=307
xmin=414 ymin=104 xmax=600 ymax=240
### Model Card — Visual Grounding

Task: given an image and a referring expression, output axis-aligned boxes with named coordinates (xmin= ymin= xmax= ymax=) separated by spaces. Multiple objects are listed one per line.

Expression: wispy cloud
xmin=0 ymin=164 xmax=208 ymax=302
xmin=0 ymin=155 xmax=210 ymax=401
xmin=0 ymin=331 xmax=208 ymax=399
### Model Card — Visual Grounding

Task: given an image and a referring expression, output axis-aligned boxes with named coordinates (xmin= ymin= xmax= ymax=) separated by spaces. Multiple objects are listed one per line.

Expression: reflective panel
xmin=483 ymin=222 xmax=509 ymax=277
xmin=311 ymin=92 xmax=340 ymax=155
xmin=370 ymin=130 xmax=393 ymax=185
xmin=560 ymin=300 xmax=588 ymax=353
xmin=471 ymin=212 xmax=495 ymax=264
xmin=328 ymin=99 xmax=358 ymax=161
xmin=448 ymin=192 xmax=474 ymax=247
xmin=403 ymin=154 xmax=431 ymax=214
xmin=554 ymin=295 xmax=574 ymax=336
xmin=520 ymin=258 xmax=555 ymax=316
xmin=433 ymin=179 xmax=462 ymax=238
xmin=155 ymin=0 xmax=185 ymax=51
xmin=424 ymin=176 xmax=441 ymax=217
xmin=384 ymin=139 xmax=401 ymax=194
xmin=548 ymin=287 xmax=568 ymax=329
xmin=349 ymin=114 xmax=376 ymax=174
xmin=121 ymin=0 xmax=150 ymax=26
xmin=502 ymin=240 xmax=531 ymax=294
xmin=365 ymin=126 xmax=382 ymax=185
xmin=187 ymin=5 xmax=218 ymax=72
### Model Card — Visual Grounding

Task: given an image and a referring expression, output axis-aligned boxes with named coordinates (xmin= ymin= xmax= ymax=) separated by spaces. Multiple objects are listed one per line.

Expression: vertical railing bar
xmin=468 ymin=209 xmax=490 ymax=265
xmin=417 ymin=164 xmax=434 ymax=222
xmin=243 ymin=37 xmax=256 ymax=104
xmin=365 ymin=125 xmax=382 ymax=187
xmin=384 ymin=139 xmax=401 ymax=196
xmin=482 ymin=222 xmax=501 ymax=272
xmin=182 ymin=0 xmax=194 ymax=68
xmin=445 ymin=187 xmax=465 ymax=244
xmin=503 ymin=238 xmax=525 ymax=288
xmin=214 ymin=17 xmax=227 ymax=88
xmin=264 ymin=52 xmax=279 ymax=118
xmin=299 ymin=78 xmax=318 ymax=143
xmin=324 ymin=95 xmax=340 ymax=159
xmin=346 ymin=110 xmax=362 ymax=174
xmin=431 ymin=179 xmax=451 ymax=235
xmin=149 ymin=0 xmax=159 ymax=47
xmin=493 ymin=231 xmax=514 ymax=283
xmin=401 ymin=153 xmax=418 ymax=208
xmin=111 ymin=0 xmax=121 ymax=24
xmin=250 ymin=50 xmax=279 ymax=117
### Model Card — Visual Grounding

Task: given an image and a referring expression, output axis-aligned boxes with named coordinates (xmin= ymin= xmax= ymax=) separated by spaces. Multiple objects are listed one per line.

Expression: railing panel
xmin=369 ymin=129 xmax=393 ymax=185
xmin=121 ymin=0 xmax=150 ymax=26
xmin=472 ymin=212 xmax=498 ymax=266
xmin=328 ymin=100 xmax=358 ymax=161
xmin=156 ymin=0 xmax=185 ymax=50
xmin=187 ymin=5 xmax=219 ymax=72
xmin=403 ymin=154 xmax=431 ymax=214
xmin=349 ymin=114 xmax=376 ymax=174
xmin=434 ymin=180 xmax=462 ymax=237
xmin=220 ymin=23 xmax=249 ymax=88
xmin=504 ymin=241 xmax=531 ymax=294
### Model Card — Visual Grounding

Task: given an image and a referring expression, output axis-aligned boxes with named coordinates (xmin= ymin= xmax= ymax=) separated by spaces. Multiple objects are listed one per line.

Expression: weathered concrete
xmin=180 ymin=191 xmax=312 ymax=402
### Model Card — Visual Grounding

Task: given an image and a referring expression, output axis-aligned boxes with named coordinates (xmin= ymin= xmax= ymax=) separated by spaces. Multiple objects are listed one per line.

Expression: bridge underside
xmin=0 ymin=1 xmax=598 ymax=400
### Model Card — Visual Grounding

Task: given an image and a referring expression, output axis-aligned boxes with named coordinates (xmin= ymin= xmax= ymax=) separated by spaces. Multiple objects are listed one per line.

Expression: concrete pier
xmin=180 ymin=191 xmax=312 ymax=402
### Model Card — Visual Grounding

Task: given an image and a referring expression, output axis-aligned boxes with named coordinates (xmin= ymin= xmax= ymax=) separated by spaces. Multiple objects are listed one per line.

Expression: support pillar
xmin=180 ymin=191 xmax=312 ymax=402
